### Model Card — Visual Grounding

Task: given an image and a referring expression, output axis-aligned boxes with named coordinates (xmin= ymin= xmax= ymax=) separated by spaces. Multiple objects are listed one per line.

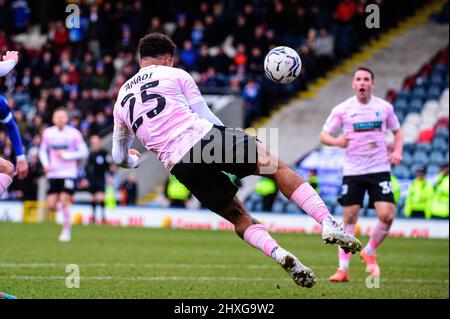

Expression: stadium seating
xmin=415 ymin=143 xmax=432 ymax=154
xmin=426 ymin=164 xmax=441 ymax=175
xmin=429 ymin=151 xmax=446 ymax=166
xmin=435 ymin=128 xmax=449 ymax=141
xmin=432 ymin=138 xmax=448 ymax=153
xmin=401 ymin=152 xmax=414 ymax=166
xmin=394 ymin=48 xmax=449 ymax=183
xmin=412 ymin=150 xmax=429 ymax=166
xmin=392 ymin=164 xmax=412 ymax=179
xmin=272 ymin=201 xmax=285 ymax=214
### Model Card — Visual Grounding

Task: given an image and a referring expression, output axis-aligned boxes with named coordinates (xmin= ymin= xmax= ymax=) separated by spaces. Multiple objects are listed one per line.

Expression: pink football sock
xmin=338 ymin=224 xmax=355 ymax=271
xmin=0 ymin=173 xmax=13 ymax=196
xmin=290 ymin=183 xmax=331 ymax=224
xmin=62 ymin=205 xmax=72 ymax=234
xmin=243 ymin=224 xmax=279 ymax=257
xmin=365 ymin=222 xmax=390 ymax=256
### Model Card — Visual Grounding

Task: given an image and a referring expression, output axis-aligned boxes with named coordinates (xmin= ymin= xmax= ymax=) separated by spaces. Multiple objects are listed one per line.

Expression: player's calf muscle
xmin=217 ymin=199 xmax=254 ymax=237
xmin=255 ymin=143 xmax=306 ymax=197
xmin=259 ymin=160 xmax=305 ymax=199
xmin=343 ymin=206 xmax=360 ymax=224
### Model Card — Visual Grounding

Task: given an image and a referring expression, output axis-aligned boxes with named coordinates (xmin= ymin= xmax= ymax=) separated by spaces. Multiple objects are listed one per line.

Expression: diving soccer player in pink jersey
xmin=320 ymin=67 xmax=404 ymax=282
xmin=112 ymin=33 xmax=362 ymax=288
xmin=39 ymin=109 xmax=89 ymax=242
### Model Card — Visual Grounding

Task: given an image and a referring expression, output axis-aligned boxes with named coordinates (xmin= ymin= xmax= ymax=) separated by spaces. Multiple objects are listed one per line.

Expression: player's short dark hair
xmin=355 ymin=67 xmax=375 ymax=81
xmin=138 ymin=33 xmax=177 ymax=59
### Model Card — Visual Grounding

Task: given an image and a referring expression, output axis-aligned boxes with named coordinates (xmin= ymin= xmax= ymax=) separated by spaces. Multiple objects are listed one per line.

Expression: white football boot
xmin=321 ymin=216 xmax=362 ymax=254
xmin=271 ymin=247 xmax=317 ymax=288
xmin=58 ymin=230 xmax=71 ymax=242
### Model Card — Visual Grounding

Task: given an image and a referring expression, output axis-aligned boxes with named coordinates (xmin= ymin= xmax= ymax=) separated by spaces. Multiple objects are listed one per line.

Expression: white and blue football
xmin=264 ymin=46 xmax=302 ymax=84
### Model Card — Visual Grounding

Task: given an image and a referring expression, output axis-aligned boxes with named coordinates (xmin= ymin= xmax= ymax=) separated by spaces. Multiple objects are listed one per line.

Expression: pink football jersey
xmin=41 ymin=125 xmax=86 ymax=179
xmin=113 ymin=65 xmax=213 ymax=170
xmin=323 ymin=95 xmax=400 ymax=176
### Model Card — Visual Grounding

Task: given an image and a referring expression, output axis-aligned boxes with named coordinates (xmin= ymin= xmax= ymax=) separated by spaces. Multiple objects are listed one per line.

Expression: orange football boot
xmin=360 ymin=250 xmax=380 ymax=276
xmin=328 ymin=268 xmax=350 ymax=282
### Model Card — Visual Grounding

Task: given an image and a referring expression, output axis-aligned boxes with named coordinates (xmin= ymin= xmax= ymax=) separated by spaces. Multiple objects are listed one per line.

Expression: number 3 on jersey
xmin=121 ymin=80 xmax=166 ymax=134
xmin=378 ymin=181 xmax=393 ymax=194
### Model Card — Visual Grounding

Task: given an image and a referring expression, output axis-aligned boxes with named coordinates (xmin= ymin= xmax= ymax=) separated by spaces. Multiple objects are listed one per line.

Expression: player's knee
xmin=0 ymin=160 xmax=15 ymax=178
xmin=380 ymin=212 xmax=394 ymax=225
xmin=60 ymin=195 xmax=72 ymax=206
xmin=47 ymin=201 xmax=57 ymax=211
xmin=344 ymin=208 xmax=359 ymax=224
xmin=269 ymin=159 xmax=288 ymax=177
xmin=256 ymin=149 xmax=280 ymax=176
xmin=344 ymin=215 xmax=358 ymax=225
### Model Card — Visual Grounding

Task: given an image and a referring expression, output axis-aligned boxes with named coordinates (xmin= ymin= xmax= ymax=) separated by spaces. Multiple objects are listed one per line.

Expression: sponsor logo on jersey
xmin=353 ymin=121 xmax=382 ymax=132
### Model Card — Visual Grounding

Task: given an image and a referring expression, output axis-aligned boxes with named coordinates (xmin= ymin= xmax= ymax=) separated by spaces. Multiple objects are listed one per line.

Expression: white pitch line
xmin=0 ymin=263 xmax=273 ymax=269
xmin=0 ymin=275 xmax=447 ymax=284
xmin=0 ymin=263 xmax=448 ymax=273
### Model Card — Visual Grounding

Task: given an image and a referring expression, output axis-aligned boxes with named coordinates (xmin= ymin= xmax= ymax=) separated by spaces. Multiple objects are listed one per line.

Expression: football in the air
xmin=264 ymin=46 xmax=302 ymax=84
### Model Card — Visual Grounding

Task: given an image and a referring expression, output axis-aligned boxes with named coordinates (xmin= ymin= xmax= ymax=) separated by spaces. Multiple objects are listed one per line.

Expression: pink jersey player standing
xmin=320 ymin=67 xmax=404 ymax=282
xmin=39 ymin=109 xmax=89 ymax=242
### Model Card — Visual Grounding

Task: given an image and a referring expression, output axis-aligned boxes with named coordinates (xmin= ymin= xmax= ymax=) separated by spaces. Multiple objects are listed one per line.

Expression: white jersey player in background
xmin=39 ymin=109 xmax=89 ymax=242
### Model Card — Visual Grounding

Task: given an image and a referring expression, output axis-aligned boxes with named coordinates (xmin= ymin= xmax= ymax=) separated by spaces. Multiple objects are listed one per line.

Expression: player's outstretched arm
xmin=190 ymin=100 xmax=224 ymax=126
xmin=0 ymin=96 xmax=28 ymax=179
xmin=60 ymin=130 xmax=89 ymax=162
xmin=112 ymin=135 xmax=141 ymax=169
xmin=60 ymin=143 xmax=89 ymax=161
xmin=3 ymin=116 xmax=28 ymax=179
xmin=111 ymin=117 xmax=140 ymax=169
xmin=0 ymin=51 xmax=19 ymax=77
xmin=38 ymin=135 xmax=52 ymax=174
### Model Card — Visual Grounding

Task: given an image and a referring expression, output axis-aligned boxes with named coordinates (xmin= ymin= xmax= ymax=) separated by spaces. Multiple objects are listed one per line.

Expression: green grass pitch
xmin=0 ymin=222 xmax=448 ymax=299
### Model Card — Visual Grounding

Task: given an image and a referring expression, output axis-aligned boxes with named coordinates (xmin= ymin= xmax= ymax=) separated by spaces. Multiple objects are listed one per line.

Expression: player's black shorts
xmin=88 ymin=178 xmax=106 ymax=194
xmin=337 ymin=171 xmax=395 ymax=208
xmin=47 ymin=178 xmax=76 ymax=195
xmin=171 ymin=125 xmax=258 ymax=213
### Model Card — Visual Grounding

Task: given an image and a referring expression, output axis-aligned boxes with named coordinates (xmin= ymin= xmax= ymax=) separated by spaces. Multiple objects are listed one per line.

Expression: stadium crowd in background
xmin=0 ymin=0 xmax=426 ymax=152
xmin=0 ymin=0 xmax=444 ymax=213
